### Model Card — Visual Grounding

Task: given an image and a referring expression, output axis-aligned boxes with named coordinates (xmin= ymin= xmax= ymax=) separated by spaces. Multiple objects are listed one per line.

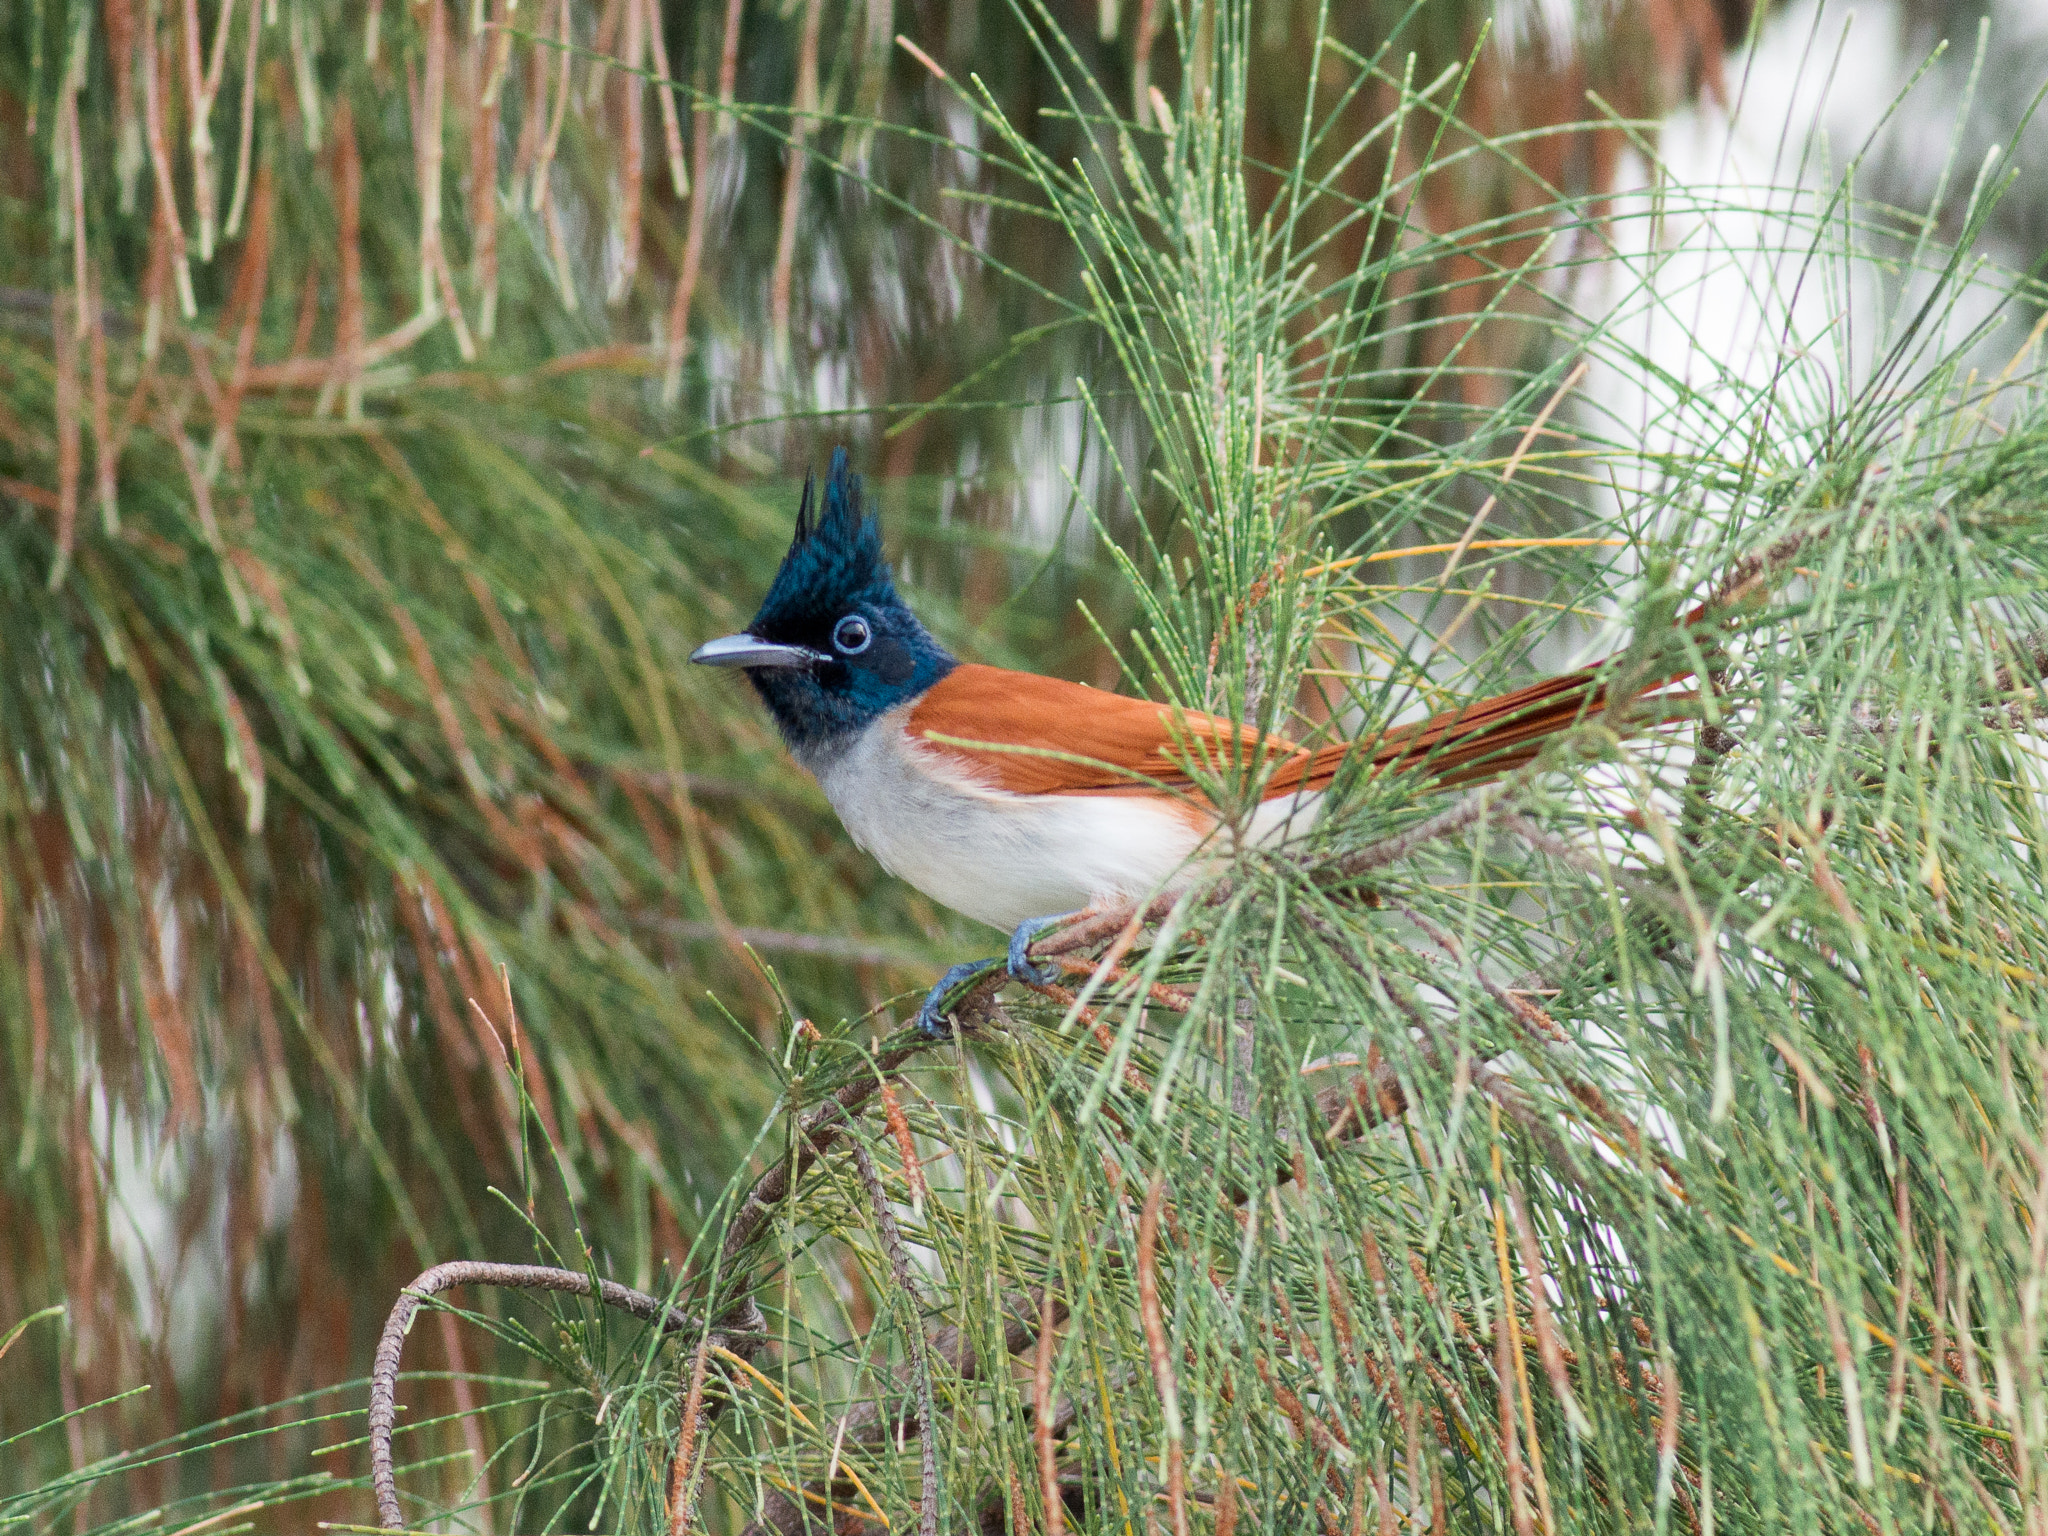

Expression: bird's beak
xmin=689 ymin=633 xmax=829 ymax=670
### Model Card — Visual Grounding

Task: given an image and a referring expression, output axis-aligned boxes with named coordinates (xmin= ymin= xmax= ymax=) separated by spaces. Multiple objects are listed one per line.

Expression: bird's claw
xmin=915 ymin=960 xmax=1000 ymax=1038
xmin=1007 ymin=913 xmax=1073 ymax=987
xmin=914 ymin=914 xmax=1077 ymax=1037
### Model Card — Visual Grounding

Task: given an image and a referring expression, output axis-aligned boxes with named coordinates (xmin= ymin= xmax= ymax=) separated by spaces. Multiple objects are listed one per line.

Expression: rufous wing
xmin=911 ymin=662 xmax=1692 ymax=802
xmin=907 ymin=664 xmax=1296 ymax=797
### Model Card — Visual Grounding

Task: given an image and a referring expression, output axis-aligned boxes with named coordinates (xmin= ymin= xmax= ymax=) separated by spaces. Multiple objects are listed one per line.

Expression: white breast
xmin=803 ymin=705 xmax=1215 ymax=932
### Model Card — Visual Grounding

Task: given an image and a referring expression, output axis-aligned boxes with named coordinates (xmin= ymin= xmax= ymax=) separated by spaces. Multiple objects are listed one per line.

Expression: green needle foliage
xmin=350 ymin=9 xmax=2048 ymax=1536
xmin=0 ymin=0 xmax=1751 ymax=1491
xmin=7 ymin=0 xmax=2048 ymax=1530
xmin=0 ymin=0 xmax=1254 ymax=1492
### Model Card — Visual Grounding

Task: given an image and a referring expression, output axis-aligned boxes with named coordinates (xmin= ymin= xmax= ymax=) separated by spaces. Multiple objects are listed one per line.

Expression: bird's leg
xmin=914 ymin=959 xmax=1002 ymax=1038
xmin=1007 ymin=911 xmax=1079 ymax=986
xmin=914 ymin=912 xmax=1084 ymax=1037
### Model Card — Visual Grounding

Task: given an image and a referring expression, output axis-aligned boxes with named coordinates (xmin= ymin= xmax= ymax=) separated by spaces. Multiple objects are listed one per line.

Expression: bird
xmin=692 ymin=448 xmax=1682 ymax=1035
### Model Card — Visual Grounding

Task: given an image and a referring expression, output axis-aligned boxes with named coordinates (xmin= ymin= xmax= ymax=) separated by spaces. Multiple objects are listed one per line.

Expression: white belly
xmin=805 ymin=707 xmax=1216 ymax=931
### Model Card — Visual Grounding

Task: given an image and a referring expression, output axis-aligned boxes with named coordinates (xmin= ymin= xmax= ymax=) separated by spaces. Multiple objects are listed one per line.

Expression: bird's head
xmin=691 ymin=448 xmax=955 ymax=761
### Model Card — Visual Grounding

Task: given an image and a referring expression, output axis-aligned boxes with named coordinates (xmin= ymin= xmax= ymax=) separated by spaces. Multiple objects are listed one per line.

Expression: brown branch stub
xmin=667 ymin=1334 xmax=715 ymax=1536
xmin=1035 ymin=1283 xmax=1067 ymax=1536
xmin=1697 ymin=524 xmax=1826 ymax=617
xmin=369 ymin=1260 xmax=705 ymax=1530
xmin=1306 ymin=1047 xmax=1409 ymax=1143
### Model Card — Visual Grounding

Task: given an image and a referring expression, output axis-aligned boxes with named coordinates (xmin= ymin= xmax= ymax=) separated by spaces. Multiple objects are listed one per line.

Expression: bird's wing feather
xmin=907 ymin=664 xmax=1292 ymax=797
xmin=914 ymin=662 xmax=1691 ymax=802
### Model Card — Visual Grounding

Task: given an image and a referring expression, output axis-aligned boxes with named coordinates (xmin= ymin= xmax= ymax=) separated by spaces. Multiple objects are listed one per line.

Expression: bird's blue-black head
xmin=696 ymin=448 xmax=955 ymax=762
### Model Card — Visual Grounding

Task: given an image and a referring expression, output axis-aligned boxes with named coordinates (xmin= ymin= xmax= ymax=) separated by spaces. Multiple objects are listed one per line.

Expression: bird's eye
xmin=832 ymin=615 xmax=872 ymax=655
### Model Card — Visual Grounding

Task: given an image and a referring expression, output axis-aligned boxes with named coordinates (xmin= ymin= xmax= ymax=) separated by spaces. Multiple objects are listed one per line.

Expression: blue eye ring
xmin=833 ymin=615 xmax=872 ymax=655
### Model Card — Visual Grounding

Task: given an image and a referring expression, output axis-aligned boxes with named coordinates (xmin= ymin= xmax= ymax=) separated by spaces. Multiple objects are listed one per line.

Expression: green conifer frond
xmin=8 ymin=0 xmax=2048 ymax=1530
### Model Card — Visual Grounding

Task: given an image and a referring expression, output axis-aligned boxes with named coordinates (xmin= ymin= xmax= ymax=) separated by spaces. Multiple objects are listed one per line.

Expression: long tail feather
xmin=1271 ymin=664 xmax=1695 ymax=797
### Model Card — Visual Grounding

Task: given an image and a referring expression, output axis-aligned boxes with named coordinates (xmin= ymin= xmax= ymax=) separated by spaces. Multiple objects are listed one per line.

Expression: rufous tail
xmin=1271 ymin=664 xmax=1694 ymax=795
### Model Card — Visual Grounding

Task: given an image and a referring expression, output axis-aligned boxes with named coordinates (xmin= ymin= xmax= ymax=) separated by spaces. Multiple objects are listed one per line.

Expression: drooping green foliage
xmin=0 ymin=0 xmax=1182 ymax=1495
xmin=9 ymin=0 xmax=2048 ymax=1531
xmin=0 ymin=0 xmax=1748 ymax=1495
xmin=344 ymin=10 xmax=2048 ymax=1536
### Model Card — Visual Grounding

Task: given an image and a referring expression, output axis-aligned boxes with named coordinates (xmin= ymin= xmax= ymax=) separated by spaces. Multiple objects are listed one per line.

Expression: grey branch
xmin=369 ymin=1261 xmax=707 ymax=1530
xmin=369 ymin=1031 xmax=947 ymax=1531
xmin=1328 ymin=782 xmax=1508 ymax=878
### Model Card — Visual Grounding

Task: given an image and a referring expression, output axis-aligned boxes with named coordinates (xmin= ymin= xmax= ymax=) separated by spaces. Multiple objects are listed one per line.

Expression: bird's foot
xmin=1007 ymin=912 xmax=1078 ymax=987
xmin=915 ymin=959 xmax=1002 ymax=1039
xmin=914 ymin=914 xmax=1081 ymax=1037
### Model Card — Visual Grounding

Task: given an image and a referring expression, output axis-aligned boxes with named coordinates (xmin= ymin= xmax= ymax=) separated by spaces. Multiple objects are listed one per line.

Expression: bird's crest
xmin=750 ymin=447 xmax=896 ymax=638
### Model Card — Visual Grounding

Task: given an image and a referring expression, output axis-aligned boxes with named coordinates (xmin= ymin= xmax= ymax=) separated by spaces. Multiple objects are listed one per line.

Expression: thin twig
xmin=658 ymin=918 xmax=926 ymax=966
xmin=768 ymin=0 xmax=823 ymax=353
xmin=1437 ymin=362 xmax=1590 ymax=592
xmin=217 ymin=157 xmax=273 ymax=454
xmin=63 ymin=88 xmax=87 ymax=323
xmin=1493 ymin=1224 xmax=1535 ymax=1536
xmin=849 ymin=1139 xmax=940 ymax=1536
xmin=1130 ymin=0 xmax=1158 ymax=123
xmin=370 ymin=1261 xmax=706 ymax=1529
xmin=140 ymin=0 xmax=195 ymax=317
xmin=510 ymin=0 xmax=550 ymax=193
xmin=1507 ymin=1186 xmax=1591 ymax=1436
xmin=331 ymin=99 xmax=364 ymax=418
xmin=88 ymin=265 xmax=116 ymax=533
xmin=1499 ymin=812 xmax=1689 ymax=919
xmin=529 ymin=0 xmax=571 ymax=211
xmin=1138 ymin=1174 xmax=1187 ymax=1536
xmin=223 ymin=0 xmax=261 ymax=236
xmin=642 ymin=0 xmax=686 ymax=194
xmin=880 ymin=1081 xmax=930 ymax=1212
xmin=610 ymin=0 xmax=644 ymax=304
xmin=415 ymin=0 xmax=449 ymax=318
xmin=464 ymin=0 xmax=503 ymax=343
xmin=1370 ymin=959 xmax=1586 ymax=1182
xmin=1035 ymin=1283 xmax=1066 ymax=1536
xmin=1045 ymin=952 xmax=1195 ymax=1014
xmin=661 ymin=0 xmax=738 ymax=401
xmin=718 ymin=1037 xmax=938 ymax=1267
xmin=178 ymin=0 xmax=217 ymax=257
xmin=1330 ymin=783 xmax=1507 ymax=878
xmin=1393 ymin=906 xmax=1568 ymax=1047
xmin=1032 ymin=899 xmax=1180 ymax=960
xmin=49 ymin=287 xmax=80 ymax=588
xmin=714 ymin=0 xmax=743 ymax=122
xmin=666 ymin=1335 xmax=714 ymax=1536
